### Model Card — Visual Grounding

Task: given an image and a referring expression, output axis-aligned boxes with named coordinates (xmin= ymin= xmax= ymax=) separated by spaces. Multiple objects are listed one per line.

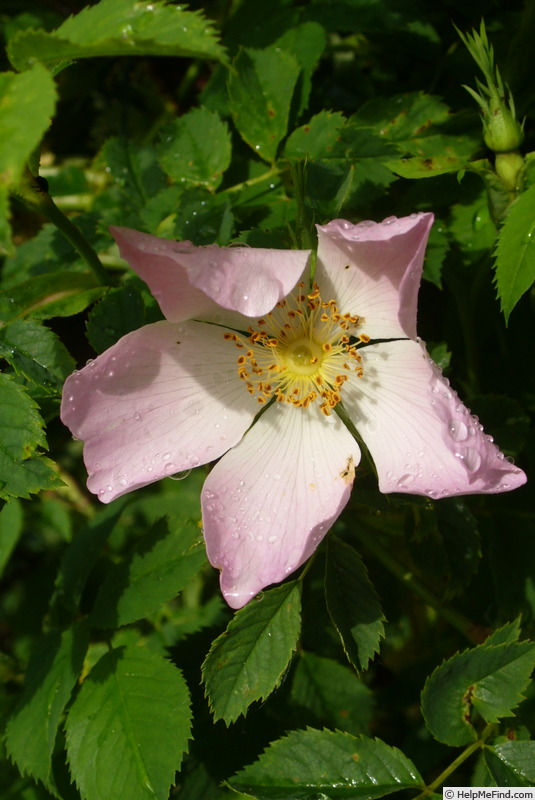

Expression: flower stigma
xmin=224 ymin=282 xmax=369 ymax=416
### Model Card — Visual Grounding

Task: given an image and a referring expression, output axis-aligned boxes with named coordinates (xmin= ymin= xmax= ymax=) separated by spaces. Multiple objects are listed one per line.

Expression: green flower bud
xmin=483 ymin=95 xmax=524 ymax=153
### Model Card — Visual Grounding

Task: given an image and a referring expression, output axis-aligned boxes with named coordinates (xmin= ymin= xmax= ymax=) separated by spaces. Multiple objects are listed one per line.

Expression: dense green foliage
xmin=1 ymin=1 xmax=534 ymax=798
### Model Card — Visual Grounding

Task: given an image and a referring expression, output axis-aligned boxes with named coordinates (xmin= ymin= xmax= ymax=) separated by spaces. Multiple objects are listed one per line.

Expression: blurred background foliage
xmin=1 ymin=1 xmax=534 ymax=798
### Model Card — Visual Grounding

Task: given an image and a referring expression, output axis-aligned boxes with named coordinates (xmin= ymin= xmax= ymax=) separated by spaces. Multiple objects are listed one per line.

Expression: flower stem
xmin=355 ymin=525 xmax=481 ymax=643
xmin=411 ymin=724 xmax=495 ymax=799
xmin=16 ymin=171 xmax=110 ymax=285
xmin=38 ymin=191 xmax=110 ymax=284
xmin=222 ymin=166 xmax=284 ymax=195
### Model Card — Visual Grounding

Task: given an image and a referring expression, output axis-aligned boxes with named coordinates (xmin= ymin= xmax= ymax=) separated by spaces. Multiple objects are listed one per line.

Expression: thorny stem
xmin=412 ymin=724 xmax=496 ymax=799
xmin=354 ymin=525 xmax=481 ymax=643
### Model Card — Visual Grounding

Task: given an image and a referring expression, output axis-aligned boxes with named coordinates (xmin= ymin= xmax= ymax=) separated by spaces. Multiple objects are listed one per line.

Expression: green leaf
xmin=0 ymin=498 xmax=23 ymax=577
xmin=275 ymin=22 xmax=327 ymax=119
xmin=423 ymin=220 xmax=449 ymax=288
xmin=386 ymin=154 xmax=467 ymax=178
xmin=5 ymin=622 xmax=89 ymax=793
xmin=86 ymin=282 xmax=146 ymax=353
xmin=202 ymin=581 xmax=302 ymax=724
xmin=495 ymin=183 xmax=535 ymax=322
xmin=291 ymin=652 xmax=374 ymax=736
xmin=157 ymin=107 xmax=232 ymax=189
xmin=485 ymin=741 xmax=535 ymax=785
xmin=65 ymin=646 xmax=191 ymax=800
xmin=449 ymin=189 xmax=496 ymax=261
xmin=172 ymin=188 xmax=234 ymax=245
xmin=325 ymin=536 xmax=385 ymax=671
xmin=0 ymin=374 xmax=60 ymax=501
xmin=229 ymin=729 xmax=423 ymax=799
xmin=421 ymin=639 xmax=535 ymax=746
xmin=100 ymin=137 xmax=166 ymax=213
xmin=0 ymin=63 xmax=57 ymax=253
xmin=299 ymin=125 xmax=400 ymax=217
xmin=51 ymin=497 xmax=130 ymax=615
xmin=335 ymin=125 xmax=402 ymax=161
xmin=0 ymin=319 xmax=75 ymax=395
xmin=284 ymin=111 xmax=346 ymax=159
xmin=484 ymin=618 xmax=522 ymax=647
xmin=8 ymin=0 xmax=226 ymax=73
xmin=90 ymin=518 xmax=207 ymax=628
xmin=0 ymin=271 xmax=104 ymax=323
xmin=228 ymin=46 xmax=300 ymax=163
xmin=136 ymin=185 xmax=183 ymax=238
xmin=352 ymin=92 xmax=479 ymax=160
xmin=0 ymin=216 xmax=107 ymax=287
xmin=352 ymin=92 xmax=447 ymax=151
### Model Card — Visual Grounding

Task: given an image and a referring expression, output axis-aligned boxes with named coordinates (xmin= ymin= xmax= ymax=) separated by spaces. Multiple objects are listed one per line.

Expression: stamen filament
xmin=225 ymin=282 xmax=366 ymax=415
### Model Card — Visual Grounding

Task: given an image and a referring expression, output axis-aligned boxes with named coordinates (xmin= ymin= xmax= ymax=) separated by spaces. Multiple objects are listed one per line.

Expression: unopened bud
xmin=483 ymin=96 xmax=524 ymax=153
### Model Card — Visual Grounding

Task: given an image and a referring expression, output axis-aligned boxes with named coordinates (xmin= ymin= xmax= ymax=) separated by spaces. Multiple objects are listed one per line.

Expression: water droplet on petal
xmin=397 ymin=473 xmax=415 ymax=488
xmin=456 ymin=447 xmax=482 ymax=472
xmin=448 ymin=419 xmax=468 ymax=442
xmin=462 ymin=447 xmax=482 ymax=472
xmin=169 ymin=469 xmax=192 ymax=481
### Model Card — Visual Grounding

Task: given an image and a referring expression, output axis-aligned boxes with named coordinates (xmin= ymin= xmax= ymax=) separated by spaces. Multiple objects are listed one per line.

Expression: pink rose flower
xmin=61 ymin=214 xmax=527 ymax=608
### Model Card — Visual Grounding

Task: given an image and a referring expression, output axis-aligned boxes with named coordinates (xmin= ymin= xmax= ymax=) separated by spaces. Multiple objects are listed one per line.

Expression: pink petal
xmin=202 ymin=403 xmax=361 ymax=609
xmin=343 ymin=339 xmax=527 ymax=497
xmin=61 ymin=320 xmax=260 ymax=502
xmin=315 ymin=213 xmax=434 ymax=339
xmin=111 ymin=226 xmax=310 ymax=320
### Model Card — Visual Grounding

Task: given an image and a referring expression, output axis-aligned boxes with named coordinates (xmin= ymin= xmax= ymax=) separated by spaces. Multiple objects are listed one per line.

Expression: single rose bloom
xmin=61 ymin=214 xmax=526 ymax=608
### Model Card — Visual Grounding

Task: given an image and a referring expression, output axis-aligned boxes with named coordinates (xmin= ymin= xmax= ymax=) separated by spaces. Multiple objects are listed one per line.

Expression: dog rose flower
xmin=61 ymin=214 xmax=526 ymax=608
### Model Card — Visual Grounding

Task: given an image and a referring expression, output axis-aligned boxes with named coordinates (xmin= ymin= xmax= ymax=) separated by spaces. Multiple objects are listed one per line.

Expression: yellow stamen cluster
xmin=224 ymin=282 xmax=369 ymax=416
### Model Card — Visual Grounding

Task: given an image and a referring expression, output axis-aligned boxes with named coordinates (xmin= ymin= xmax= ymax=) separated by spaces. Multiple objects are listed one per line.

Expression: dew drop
xmin=169 ymin=469 xmax=192 ymax=481
xmin=397 ymin=473 xmax=415 ymax=488
xmin=462 ymin=447 xmax=482 ymax=472
xmin=383 ymin=215 xmax=397 ymax=224
xmin=448 ymin=418 xmax=468 ymax=442
xmin=455 ymin=448 xmax=480 ymax=472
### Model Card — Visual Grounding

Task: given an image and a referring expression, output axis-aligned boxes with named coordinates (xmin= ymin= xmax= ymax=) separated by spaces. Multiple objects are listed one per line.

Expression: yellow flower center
xmin=224 ymin=282 xmax=369 ymax=416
